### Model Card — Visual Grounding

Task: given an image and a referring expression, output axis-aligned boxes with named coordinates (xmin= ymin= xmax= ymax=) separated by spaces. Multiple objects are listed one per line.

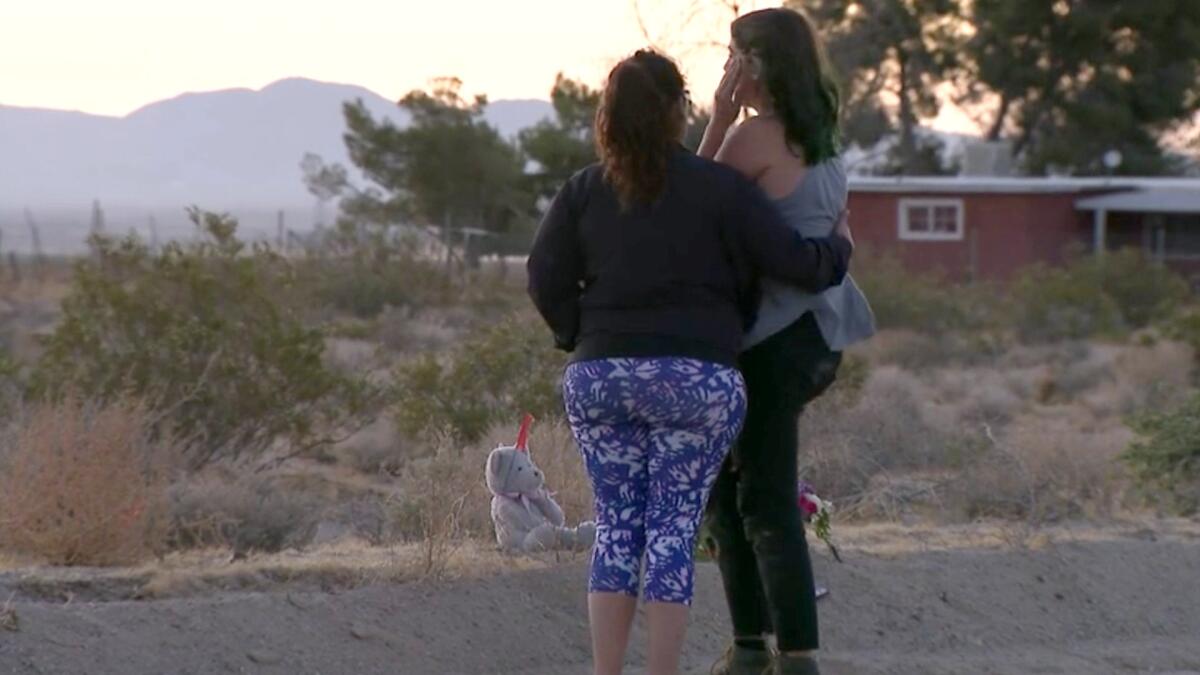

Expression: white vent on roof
xmin=961 ymin=140 xmax=1014 ymax=177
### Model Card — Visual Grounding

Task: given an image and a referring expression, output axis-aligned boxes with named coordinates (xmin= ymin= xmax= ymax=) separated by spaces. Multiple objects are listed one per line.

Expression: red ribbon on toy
xmin=515 ymin=413 xmax=535 ymax=452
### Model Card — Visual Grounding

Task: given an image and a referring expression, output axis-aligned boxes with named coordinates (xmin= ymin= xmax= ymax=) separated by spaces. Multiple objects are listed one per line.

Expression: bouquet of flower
xmin=798 ymin=481 xmax=841 ymax=562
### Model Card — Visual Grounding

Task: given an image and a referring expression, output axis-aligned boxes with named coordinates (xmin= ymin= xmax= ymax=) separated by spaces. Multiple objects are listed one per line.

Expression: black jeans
xmin=704 ymin=312 xmax=840 ymax=652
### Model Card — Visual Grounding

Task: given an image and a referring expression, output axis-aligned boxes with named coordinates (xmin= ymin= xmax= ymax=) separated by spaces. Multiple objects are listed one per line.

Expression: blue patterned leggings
xmin=563 ymin=357 xmax=747 ymax=605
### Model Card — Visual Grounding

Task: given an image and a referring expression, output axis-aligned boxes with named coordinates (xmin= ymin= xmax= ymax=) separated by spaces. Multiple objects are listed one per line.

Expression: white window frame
xmin=898 ymin=198 xmax=965 ymax=242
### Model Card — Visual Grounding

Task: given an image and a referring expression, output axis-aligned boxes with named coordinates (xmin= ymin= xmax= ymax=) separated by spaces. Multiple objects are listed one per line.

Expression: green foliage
xmin=1092 ymin=249 xmax=1190 ymax=329
xmin=853 ymin=252 xmax=995 ymax=333
xmin=32 ymin=209 xmax=376 ymax=469
xmin=0 ymin=346 xmax=18 ymax=417
xmin=300 ymin=221 xmax=452 ymax=318
xmin=1011 ymin=250 xmax=1189 ymax=342
xmin=343 ymin=78 xmax=532 ymax=235
xmin=392 ymin=312 xmax=567 ymax=443
xmin=1168 ymin=308 xmax=1200 ymax=378
xmin=1124 ymin=392 xmax=1200 ymax=514
xmin=790 ymin=0 xmax=1200 ymax=174
xmin=1011 ymin=263 xmax=1124 ymax=343
xmin=0 ymin=346 xmax=16 ymax=382
xmin=798 ymin=0 xmax=965 ymax=173
xmin=519 ymin=74 xmax=601 ymax=199
xmin=967 ymin=0 xmax=1200 ymax=174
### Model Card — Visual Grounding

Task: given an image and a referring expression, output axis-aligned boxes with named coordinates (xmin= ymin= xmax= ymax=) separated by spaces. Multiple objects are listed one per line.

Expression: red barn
xmin=847 ymin=177 xmax=1200 ymax=285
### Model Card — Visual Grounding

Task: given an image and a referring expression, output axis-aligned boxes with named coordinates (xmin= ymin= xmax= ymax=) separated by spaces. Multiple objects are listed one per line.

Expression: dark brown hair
xmin=594 ymin=50 xmax=687 ymax=208
xmin=732 ymin=8 xmax=841 ymax=163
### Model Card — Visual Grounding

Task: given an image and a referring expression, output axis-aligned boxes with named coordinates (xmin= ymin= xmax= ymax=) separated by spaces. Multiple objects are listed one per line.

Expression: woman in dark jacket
xmin=527 ymin=49 xmax=852 ymax=675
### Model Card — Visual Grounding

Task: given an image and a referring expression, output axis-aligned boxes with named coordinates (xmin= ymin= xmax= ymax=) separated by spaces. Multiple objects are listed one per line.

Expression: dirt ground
xmin=1 ymin=521 xmax=1199 ymax=675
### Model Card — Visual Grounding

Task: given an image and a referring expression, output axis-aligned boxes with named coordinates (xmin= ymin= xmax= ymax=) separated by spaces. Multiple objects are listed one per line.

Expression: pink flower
xmin=799 ymin=493 xmax=821 ymax=518
xmin=797 ymin=481 xmax=823 ymax=518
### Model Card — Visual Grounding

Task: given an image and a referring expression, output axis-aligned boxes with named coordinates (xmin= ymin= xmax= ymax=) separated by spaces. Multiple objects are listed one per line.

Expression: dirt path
xmin=2 ymin=524 xmax=1199 ymax=674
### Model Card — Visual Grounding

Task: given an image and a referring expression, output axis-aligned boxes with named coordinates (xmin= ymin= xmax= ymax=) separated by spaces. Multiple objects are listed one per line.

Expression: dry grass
xmin=800 ymin=367 xmax=964 ymax=507
xmin=167 ymin=473 xmax=323 ymax=557
xmin=392 ymin=431 xmax=489 ymax=578
xmin=0 ymin=396 xmax=177 ymax=566
xmin=384 ymin=417 xmax=592 ymax=577
xmin=1094 ymin=339 xmax=1194 ymax=415
xmin=333 ymin=417 xmax=409 ymax=476
xmin=801 ymin=338 xmax=1185 ymax=525
xmin=946 ymin=414 xmax=1133 ymax=523
xmin=0 ymin=593 xmax=17 ymax=632
xmin=3 ymin=539 xmax=556 ymax=601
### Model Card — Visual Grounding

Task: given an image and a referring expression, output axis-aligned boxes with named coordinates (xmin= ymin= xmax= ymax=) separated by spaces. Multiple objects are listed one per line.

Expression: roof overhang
xmin=849 ymin=176 xmax=1200 ymax=195
xmin=1075 ymin=189 xmax=1200 ymax=214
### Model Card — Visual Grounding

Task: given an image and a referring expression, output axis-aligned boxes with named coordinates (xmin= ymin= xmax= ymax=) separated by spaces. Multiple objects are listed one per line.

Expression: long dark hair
xmin=594 ymin=50 xmax=687 ymax=208
xmin=732 ymin=8 xmax=841 ymax=164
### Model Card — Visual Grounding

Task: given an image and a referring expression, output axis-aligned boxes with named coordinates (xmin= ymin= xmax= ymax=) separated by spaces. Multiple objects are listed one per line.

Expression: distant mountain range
xmin=0 ymin=78 xmax=554 ymax=211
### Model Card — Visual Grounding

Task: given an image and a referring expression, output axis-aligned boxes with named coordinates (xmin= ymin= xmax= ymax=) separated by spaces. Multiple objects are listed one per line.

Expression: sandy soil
xmin=2 ymin=521 xmax=1199 ymax=675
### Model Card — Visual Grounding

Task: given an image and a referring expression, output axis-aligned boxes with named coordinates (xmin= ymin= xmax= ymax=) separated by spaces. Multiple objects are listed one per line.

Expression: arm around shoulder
xmin=725 ymin=173 xmax=852 ymax=294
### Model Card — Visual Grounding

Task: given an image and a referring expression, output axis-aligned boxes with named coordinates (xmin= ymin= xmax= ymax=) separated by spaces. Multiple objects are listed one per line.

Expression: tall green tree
xmin=793 ymin=0 xmax=965 ymax=173
xmin=338 ymin=78 xmax=531 ymax=237
xmin=966 ymin=0 xmax=1200 ymax=175
xmin=519 ymin=74 xmax=601 ymax=199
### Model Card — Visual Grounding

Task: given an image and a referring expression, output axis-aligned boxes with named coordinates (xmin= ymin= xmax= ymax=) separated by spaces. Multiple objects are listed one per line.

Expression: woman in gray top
xmin=697 ymin=9 xmax=875 ymax=675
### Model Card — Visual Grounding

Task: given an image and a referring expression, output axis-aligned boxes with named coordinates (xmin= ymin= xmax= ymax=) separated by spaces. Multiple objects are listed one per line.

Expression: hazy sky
xmin=1 ymin=0 xmax=978 ymax=132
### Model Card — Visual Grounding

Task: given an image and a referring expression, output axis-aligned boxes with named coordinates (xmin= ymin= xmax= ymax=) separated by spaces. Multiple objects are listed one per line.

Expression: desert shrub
xmin=390 ymin=433 xmax=488 ymax=577
xmin=1108 ymin=341 xmax=1195 ymax=415
xmin=798 ymin=368 xmax=961 ymax=505
xmin=1091 ymin=249 xmax=1190 ymax=329
xmin=374 ymin=306 xmax=464 ymax=354
xmin=32 ymin=209 xmax=377 ymax=469
xmin=392 ymin=311 xmax=567 ymax=443
xmin=1124 ymin=392 xmax=1200 ymax=514
xmin=853 ymin=253 xmax=1000 ymax=334
xmin=826 ymin=351 xmax=870 ymax=406
xmin=1011 ymin=263 xmax=1124 ymax=343
xmin=0 ymin=396 xmax=175 ymax=566
xmin=0 ymin=348 xmax=17 ymax=417
xmin=168 ymin=474 xmax=321 ymax=556
xmin=1010 ymin=251 xmax=1188 ymax=343
xmin=1168 ymin=308 xmax=1200 ymax=378
xmin=950 ymin=419 xmax=1129 ymax=523
xmin=868 ymin=329 xmax=1010 ymax=370
xmin=299 ymin=221 xmax=452 ymax=319
xmin=337 ymin=418 xmax=408 ymax=476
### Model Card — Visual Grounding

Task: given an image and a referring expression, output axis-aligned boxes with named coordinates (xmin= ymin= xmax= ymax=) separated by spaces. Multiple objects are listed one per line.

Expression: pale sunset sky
xmin=1 ymin=0 xmax=978 ymax=133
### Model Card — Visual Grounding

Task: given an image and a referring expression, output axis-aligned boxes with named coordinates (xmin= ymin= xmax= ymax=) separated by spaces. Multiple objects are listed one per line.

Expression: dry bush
xmin=389 ymin=416 xmax=591 ymax=576
xmin=1017 ymin=343 xmax=1112 ymax=407
xmin=168 ymin=474 xmax=322 ymax=557
xmin=1106 ymin=340 xmax=1194 ymax=414
xmin=948 ymin=415 xmax=1132 ymax=523
xmin=932 ymin=369 xmax=1027 ymax=428
xmin=863 ymin=329 xmax=1008 ymax=370
xmin=0 ymin=396 xmax=175 ymax=566
xmin=375 ymin=305 xmax=463 ymax=354
xmin=799 ymin=368 xmax=963 ymax=506
xmin=957 ymin=378 xmax=1024 ymax=427
xmin=334 ymin=418 xmax=409 ymax=476
xmin=391 ymin=432 xmax=487 ymax=578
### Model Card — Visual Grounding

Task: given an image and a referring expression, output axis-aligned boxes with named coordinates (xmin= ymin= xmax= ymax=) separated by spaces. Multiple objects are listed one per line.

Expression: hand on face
xmin=711 ymin=53 xmax=745 ymax=129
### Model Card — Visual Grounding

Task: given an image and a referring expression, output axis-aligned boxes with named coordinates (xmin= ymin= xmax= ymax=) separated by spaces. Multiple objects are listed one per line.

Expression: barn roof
xmin=1075 ymin=188 xmax=1200 ymax=214
xmin=849 ymin=175 xmax=1200 ymax=195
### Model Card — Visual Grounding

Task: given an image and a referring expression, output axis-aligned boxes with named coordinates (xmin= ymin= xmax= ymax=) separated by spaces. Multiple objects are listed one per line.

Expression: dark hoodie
xmin=527 ymin=146 xmax=851 ymax=369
